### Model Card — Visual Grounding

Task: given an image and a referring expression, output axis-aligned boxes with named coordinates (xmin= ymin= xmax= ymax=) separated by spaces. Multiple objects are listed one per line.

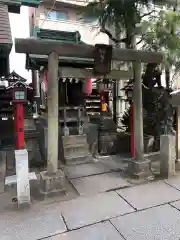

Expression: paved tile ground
xmin=64 ymin=156 xmax=128 ymax=180
xmin=164 ymin=176 xmax=180 ymax=191
xmin=170 ymin=200 xmax=180 ymax=210
xmin=70 ymin=172 xmax=131 ymax=196
xmin=0 ymin=206 xmax=67 ymax=240
xmin=64 ymin=162 xmax=111 ymax=179
xmin=98 ymin=156 xmax=129 ymax=171
xmin=46 ymin=221 xmax=123 ymax=240
xmin=60 ymin=191 xmax=134 ymax=230
xmin=111 ymin=204 xmax=180 ymax=240
xmin=2 ymin=164 xmax=180 ymax=240
xmin=116 ymin=181 xmax=180 ymax=210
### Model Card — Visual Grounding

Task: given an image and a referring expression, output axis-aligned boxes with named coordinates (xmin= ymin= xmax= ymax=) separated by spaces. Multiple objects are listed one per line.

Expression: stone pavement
xmin=2 ymin=156 xmax=180 ymax=239
xmin=2 ymin=175 xmax=180 ymax=239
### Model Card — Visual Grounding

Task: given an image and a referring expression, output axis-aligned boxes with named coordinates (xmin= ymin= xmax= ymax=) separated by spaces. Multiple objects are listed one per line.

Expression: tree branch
xmin=141 ymin=10 xmax=155 ymax=19
xmin=136 ymin=36 xmax=145 ymax=45
xmin=100 ymin=27 xmax=127 ymax=44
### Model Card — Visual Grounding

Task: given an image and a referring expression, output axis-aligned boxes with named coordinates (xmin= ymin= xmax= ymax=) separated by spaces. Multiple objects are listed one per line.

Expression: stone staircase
xmin=62 ymin=134 xmax=92 ymax=165
xmin=40 ymin=106 xmax=93 ymax=165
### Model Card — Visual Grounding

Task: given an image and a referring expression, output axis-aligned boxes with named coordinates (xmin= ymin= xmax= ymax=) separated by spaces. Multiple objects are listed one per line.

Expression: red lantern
xmin=83 ymin=79 xmax=92 ymax=96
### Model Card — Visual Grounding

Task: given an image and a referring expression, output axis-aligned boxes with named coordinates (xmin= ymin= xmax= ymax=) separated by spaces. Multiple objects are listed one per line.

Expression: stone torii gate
xmin=15 ymin=38 xmax=163 ymax=187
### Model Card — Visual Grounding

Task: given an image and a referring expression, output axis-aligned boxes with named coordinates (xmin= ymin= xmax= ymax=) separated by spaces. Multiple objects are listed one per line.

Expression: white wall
xmin=37 ymin=5 xmax=109 ymax=45
xmin=9 ymin=6 xmax=31 ymax=82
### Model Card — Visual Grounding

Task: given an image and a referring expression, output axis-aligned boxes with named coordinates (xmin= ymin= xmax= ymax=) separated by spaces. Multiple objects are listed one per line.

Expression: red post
xmin=14 ymin=104 xmax=24 ymax=149
xmin=130 ymin=103 xmax=135 ymax=158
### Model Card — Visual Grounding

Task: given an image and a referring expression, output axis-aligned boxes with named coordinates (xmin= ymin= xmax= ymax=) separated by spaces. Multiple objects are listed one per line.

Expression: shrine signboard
xmin=93 ymin=44 xmax=113 ymax=75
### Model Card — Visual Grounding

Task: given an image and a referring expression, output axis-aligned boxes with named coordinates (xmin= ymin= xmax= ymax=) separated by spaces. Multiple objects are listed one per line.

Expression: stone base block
xmin=160 ymin=134 xmax=176 ymax=178
xmin=40 ymin=170 xmax=66 ymax=196
xmin=127 ymin=159 xmax=152 ymax=179
xmin=15 ymin=149 xmax=31 ymax=208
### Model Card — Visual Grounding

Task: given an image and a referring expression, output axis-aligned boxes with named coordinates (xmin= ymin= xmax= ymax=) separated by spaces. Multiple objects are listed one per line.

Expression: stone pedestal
xmin=15 ymin=149 xmax=31 ymax=208
xmin=40 ymin=170 xmax=66 ymax=196
xmin=128 ymin=159 xmax=152 ymax=179
xmin=98 ymin=113 xmax=117 ymax=156
xmin=160 ymin=134 xmax=176 ymax=178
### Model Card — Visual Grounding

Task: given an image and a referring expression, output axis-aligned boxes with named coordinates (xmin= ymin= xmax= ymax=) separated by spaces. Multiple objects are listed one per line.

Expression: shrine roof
xmin=34 ymin=28 xmax=87 ymax=45
xmin=6 ymin=71 xmax=27 ymax=83
xmin=28 ymin=28 xmax=93 ymax=69
xmin=26 ymin=54 xmax=94 ymax=70
xmin=6 ymin=80 xmax=33 ymax=90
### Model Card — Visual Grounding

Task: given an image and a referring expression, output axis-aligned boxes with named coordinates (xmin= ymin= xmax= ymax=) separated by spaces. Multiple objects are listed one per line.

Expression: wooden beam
xmin=15 ymin=38 xmax=163 ymax=64
xmin=60 ymin=67 xmax=133 ymax=80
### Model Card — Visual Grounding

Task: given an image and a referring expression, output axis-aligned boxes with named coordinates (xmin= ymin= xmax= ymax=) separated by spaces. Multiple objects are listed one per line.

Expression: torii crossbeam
xmin=15 ymin=38 xmax=162 ymax=64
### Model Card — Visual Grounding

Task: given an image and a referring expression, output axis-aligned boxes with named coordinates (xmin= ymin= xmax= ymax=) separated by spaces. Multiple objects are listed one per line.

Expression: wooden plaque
xmin=93 ymin=44 xmax=113 ymax=75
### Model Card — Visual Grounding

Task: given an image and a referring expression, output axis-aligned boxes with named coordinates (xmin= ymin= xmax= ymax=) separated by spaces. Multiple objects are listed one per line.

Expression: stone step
xmin=62 ymin=134 xmax=92 ymax=165
xmin=62 ymin=134 xmax=88 ymax=146
xmin=61 ymin=126 xmax=86 ymax=135
xmin=65 ymin=155 xmax=93 ymax=165
xmin=64 ymin=143 xmax=89 ymax=149
xmin=64 ymin=146 xmax=90 ymax=159
xmin=65 ymin=151 xmax=91 ymax=159
xmin=59 ymin=117 xmax=87 ymax=123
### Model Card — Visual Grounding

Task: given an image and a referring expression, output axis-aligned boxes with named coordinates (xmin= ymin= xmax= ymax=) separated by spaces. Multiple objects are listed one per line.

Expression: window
xmin=15 ymin=91 xmax=25 ymax=100
xmin=82 ymin=16 xmax=98 ymax=24
xmin=47 ymin=11 xmax=68 ymax=21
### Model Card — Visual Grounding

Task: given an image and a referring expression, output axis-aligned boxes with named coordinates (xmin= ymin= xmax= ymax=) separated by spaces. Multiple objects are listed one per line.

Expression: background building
xmin=28 ymin=0 xmax=109 ymax=45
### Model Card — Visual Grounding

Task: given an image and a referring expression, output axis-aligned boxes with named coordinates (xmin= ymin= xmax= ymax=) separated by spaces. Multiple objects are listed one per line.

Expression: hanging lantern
xmin=83 ymin=78 xmax=92 ymax=96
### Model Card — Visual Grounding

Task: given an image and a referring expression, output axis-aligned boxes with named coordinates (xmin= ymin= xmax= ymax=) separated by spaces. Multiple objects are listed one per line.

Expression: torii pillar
xmin=14 ymin=38 xmax=163 ymax=180
xmin=46 ymin=52 xmax=59 ymax=173
xmin=39 ymin=52 xmax=65 ymax=195
xmin=129 ymin=61 xmax=152 ymax=178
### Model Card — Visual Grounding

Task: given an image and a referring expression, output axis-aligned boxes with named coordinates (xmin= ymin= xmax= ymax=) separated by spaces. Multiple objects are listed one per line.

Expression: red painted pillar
xmin=14 ymin=104 xmax=24 ymax=149
xmin=130 ymin=103 xmax=135 ymax=158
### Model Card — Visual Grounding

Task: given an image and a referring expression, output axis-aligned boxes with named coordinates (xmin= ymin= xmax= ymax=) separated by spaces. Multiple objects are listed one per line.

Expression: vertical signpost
xmin=10 ymin=83 xmax=31 ymax=207
xmin=94 ymin=44 xmax=113 ymax=115
xmin=13 ymin=103 xmax=25 ymax=149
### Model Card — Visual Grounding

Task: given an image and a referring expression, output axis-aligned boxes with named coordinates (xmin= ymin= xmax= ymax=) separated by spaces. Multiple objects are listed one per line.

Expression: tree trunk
xmin=113 ymin=25 xmax=121 ymax=125
xmin=113 ymin=80 xmax=117 ymax=123
xmin=164 ymin=67 xmax=174 ymax=134
xmin=165 ymin=67 xmax=170 ymax=90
